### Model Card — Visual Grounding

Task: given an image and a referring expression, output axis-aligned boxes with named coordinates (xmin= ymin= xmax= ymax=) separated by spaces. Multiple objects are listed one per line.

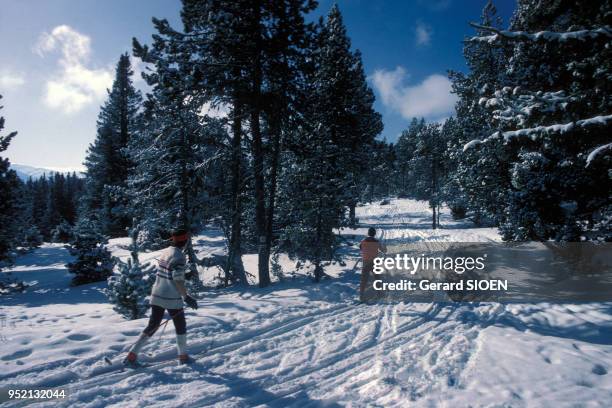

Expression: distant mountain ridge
xmin=10 ymin=164 xmax=85 ymax=181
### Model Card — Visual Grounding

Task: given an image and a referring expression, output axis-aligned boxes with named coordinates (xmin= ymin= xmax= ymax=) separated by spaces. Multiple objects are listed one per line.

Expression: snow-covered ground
xmin=0 ymin=199 xmax=610 ymax=407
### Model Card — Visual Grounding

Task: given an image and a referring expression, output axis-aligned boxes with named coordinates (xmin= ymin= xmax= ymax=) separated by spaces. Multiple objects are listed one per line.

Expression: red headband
xmin=171 ymin=233 xmax=189 ymax=242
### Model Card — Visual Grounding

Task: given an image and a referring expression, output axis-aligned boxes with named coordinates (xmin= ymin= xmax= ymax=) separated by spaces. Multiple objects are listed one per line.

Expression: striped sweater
xmin=150 ymin=246 xmax=187 ymax=309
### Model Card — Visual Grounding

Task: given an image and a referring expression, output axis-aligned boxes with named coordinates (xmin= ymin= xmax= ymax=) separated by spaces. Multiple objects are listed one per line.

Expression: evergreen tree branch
xmin=467 ymin=22 xmax=612 ymax=43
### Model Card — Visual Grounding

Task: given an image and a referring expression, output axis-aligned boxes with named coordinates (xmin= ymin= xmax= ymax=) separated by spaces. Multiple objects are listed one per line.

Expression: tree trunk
xmin=263 ymin=122 xmax=282 ymax=284
xmin=250 ymin=0 xmax=271 ymax=288
xmin=251 ymin=109 xmax=270 ymax=287
xmin=227 ymin=99 xmax=246 ymax=285
xmin=314 ymin=206 xmax=323 ymax=283
xmin=349 ymin=201 xmax=357 ymax=227
xmin=431 ymin=147 xmax=438 ymax=229
xmin=432 ymin=205 xmax=437 ymax=229
xmin=177 ymin=113 xmax=203 ymax=288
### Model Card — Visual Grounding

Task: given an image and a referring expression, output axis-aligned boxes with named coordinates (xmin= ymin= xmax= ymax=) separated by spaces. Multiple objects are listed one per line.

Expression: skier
xmin=359 ymin=227 xmax=386 ymax=302
xmin=124 ymin=229 xmax=199 ymax=366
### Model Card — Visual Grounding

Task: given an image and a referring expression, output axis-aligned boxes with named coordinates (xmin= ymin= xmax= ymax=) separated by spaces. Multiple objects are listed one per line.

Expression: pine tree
xmin=256 ymin=0 xmax=319 ymax=286
xmin=51 ymin=219 xmax=73 ymax=243
xmin=66 ymin=218 xmax=115 ymax=286
xmin=0 ymin=94 xmax=21 ymax=266
xmin=84 ymin=54 xmax=142 ymax=237
xmin=176 ymin=0 xmax=320 ymax=287
xmin=30 ymin=176 xmax=48 ymax=236
xmin=127 ymin=92 xmax=225 ymax=254
xmin=248 ymin=0 xmax=318 ymax=287
xmin=105 ymin=234 xmax=155 ymax=320
xmin=359 ymin=140 xmax=396 ymax=204
xmin=141 ymin=2 xmax=253 ymax=284
xmin=279 ymin=5 xmax=382 ymax=282
xmin=43 ymin=173 xmax=66 ymax=233
xmin=278 ymin=129 xmax=346 ymax=282
xmin=394 ymin=118 xmax=425 ymax=198
xmin=20 ymin=226 xmax=43 ymax=250
xmin=463 ymin=0 xmax=612 ymax=240
xmin=438 ymin=118 xmax=468 ymax=220
xmin=446 ymin=0 xmax=510 ymax=226
xmin=19 ymin=173 xmax=84 ymax=241
xmin=131 ymin=28 xmax=230 ymax=288
xmin=135 ymin=0 xmax=320 ymax=286
xmin=406 ymin=122 xmax=446 ymax=227
xmin=313 ymin=6 xmax=383 ymax=228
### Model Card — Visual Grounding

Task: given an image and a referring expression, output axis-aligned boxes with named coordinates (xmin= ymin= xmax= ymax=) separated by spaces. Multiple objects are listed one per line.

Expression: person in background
xmin=124 ymin=228 xmax=199 ymax=366
xmin=359 ymin=227 xmax=386 ymax=302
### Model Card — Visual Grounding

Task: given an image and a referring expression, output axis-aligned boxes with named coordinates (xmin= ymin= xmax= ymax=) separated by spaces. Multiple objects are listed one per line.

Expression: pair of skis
xmin=100 ymin=338 xmax=214 ymax=373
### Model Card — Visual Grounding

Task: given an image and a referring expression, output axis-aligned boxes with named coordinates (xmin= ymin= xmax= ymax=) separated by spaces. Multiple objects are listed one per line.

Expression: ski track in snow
xmin=0 ymin=199 xmax=610 ymax=407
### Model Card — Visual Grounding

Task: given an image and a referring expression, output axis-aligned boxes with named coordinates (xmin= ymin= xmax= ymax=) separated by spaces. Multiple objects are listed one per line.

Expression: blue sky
xmin=0 ymin=0 xmax=515 ymax=169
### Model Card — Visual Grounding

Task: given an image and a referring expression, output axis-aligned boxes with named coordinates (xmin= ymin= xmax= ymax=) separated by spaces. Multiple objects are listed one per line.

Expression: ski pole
xmin=155 ymin=309 xmax=185 ymax=336
xmin=147 ymin=309 xmax=186 ymax=355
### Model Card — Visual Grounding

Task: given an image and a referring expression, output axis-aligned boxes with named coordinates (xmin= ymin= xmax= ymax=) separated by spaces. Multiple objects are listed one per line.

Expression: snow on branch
xmin=464 ymin=114 xmax=612 ymax=151
xmin=468 ymin=22 xmax=612 ymax=44
xmin=479 ymin=88 xmax=576 ymax=128
xmin=586 ymin=143 xmax=612 ymax=167
xmin=462 ymin=139 xmax=484 ymax=152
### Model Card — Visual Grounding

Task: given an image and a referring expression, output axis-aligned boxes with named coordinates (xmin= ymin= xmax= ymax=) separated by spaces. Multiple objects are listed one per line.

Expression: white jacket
xmin=150 ymin=246 xmax=187 ymax=309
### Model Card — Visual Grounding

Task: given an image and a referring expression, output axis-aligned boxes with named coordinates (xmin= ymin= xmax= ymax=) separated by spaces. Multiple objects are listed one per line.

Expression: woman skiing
xmin=124 ymin=229 xmax=199 ymax=366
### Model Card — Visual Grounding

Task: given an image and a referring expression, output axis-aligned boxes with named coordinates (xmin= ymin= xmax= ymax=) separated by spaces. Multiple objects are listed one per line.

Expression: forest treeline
xmin=1 ymin=0 xmax=610 ymax=290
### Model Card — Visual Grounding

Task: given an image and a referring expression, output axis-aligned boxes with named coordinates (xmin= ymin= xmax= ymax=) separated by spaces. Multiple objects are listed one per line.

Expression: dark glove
xmin=184 ymin=295 xmax=198 ymax=310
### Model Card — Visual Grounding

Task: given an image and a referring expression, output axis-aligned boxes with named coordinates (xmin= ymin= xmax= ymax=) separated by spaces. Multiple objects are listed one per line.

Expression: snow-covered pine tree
xmin=394 ymin=118 xmax=425 ymax=198
xmin=20 ymin=225 xmax=43 ymax=251
xmin=46 ymin=173 xmax=78 ymax=232
xmin=176 ymin=0 xmax=319 ymax=287
xmin=83 ymin=53 xmax=142 ymax=237
xmin=407 ymin=122 xmax=445 ymax=228
xmin=279 ymin=127 xmax=345 ymax=282
xmin=127 ymin=97 xmax=223 ymax=287
xmin=140 ymin=2 xmax=253 ymax=284
xmin=51 ymin=219 xmax=73 ymax=243
xmin=43 ymin=173 xmax=64 ymax=235
xmin=464 ymin=0 xmax=612 ymax=240
xmin=279 ymin=5 xmax=382 ymax=282
xmin=18 ymin=174 xmax=83 ymax=241
xmin=105 ymin=234 xmax=154 ymax=320
xmin=66 ymin=218 xmax=115 ymax=286
xmin=359 ymin=140 xmax=396 ymax=203
xmin=0 ymin=94 xmax=21 ymax=267
xmin=438 ymin=118 xmax=468 ymax=220
xmin=254 ymin=0 xmax=320 ymax=287
xmin=344 ymin=50 xmax=384 ymax=227
xmin=29 ymin=176 xmax=50 ymax=238
xmin=447 ymin=0 xmax=510 ymax=226
xmin=246 ymin=0 xmax=319 ymax=287
xmin=136 ymin=0 xmax=319 ymax=287
xmin=313 ymin=5 xmax=383 ymax=229
xmin=131 ymin=28 xmax=231 ymax=288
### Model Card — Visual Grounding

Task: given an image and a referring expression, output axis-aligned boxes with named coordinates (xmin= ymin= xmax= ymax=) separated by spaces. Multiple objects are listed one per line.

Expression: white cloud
xmin=0 ymin=70 xmax=25 ymax=89
xmin=415 ymin=21 xmax=432 ymax=46
xmin=35 ymin=25 xmax=91 ymax=63
xmin=35 ymin=25 xmax=113 ymax=114
xmin=371 ymin=66 xmax=456 ymax=121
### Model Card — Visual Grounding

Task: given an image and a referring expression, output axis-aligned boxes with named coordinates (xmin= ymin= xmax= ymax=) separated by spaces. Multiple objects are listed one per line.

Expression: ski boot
xmin=179 ymin=354 xmax=194 ymax=365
